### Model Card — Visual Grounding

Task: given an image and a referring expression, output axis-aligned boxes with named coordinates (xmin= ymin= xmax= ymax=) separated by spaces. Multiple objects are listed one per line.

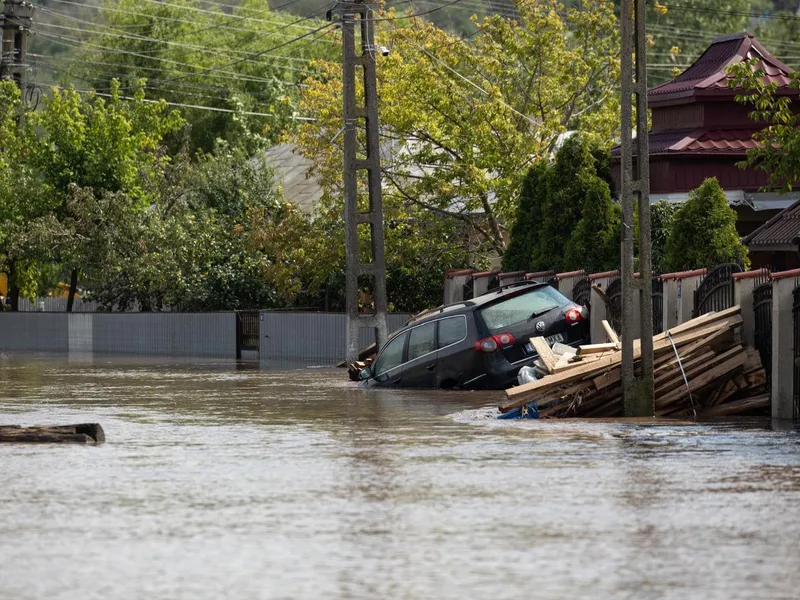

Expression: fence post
xmin=733 ymin=269 xmax=769 ymax=348
xmin=661 ymin=275 xmax=679 ymax=331
xmin=589 ymin=271 xmax=619 ymax=344
xmin=678 ymin=269 xmax=707 ymax=324
xmin=770 ymin=270 xmax=799 ymax=420
xmin=555 ymin=270 xmax=585 ymax=302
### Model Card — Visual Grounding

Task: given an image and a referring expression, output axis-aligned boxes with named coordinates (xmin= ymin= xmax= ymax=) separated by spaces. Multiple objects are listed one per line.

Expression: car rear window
xmin=478 ymin=286 xmax=570 ymax=333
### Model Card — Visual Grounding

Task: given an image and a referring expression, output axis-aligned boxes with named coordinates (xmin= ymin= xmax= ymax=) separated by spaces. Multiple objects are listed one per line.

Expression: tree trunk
xmin=66 ymin=268 xmax=78 ymax=313
xmin=8 ymin=260 xmax=19 ymax=312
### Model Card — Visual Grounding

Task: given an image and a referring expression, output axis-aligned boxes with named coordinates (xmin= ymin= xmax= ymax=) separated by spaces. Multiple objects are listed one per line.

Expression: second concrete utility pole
xmin=619 ymin=0 xmax=654 ymax=416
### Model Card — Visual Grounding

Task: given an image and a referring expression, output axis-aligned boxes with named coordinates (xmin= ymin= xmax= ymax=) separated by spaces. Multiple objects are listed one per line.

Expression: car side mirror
xmin=358 ymin=367 xmax=372 ymax=381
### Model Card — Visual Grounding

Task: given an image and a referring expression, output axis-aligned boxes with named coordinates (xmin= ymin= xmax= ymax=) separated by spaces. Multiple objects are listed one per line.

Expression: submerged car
xmin=359 ymin=281 xmax=589 ymax=390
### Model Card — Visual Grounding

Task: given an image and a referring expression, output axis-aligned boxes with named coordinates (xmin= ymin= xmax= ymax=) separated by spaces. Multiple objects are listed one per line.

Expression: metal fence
xmin=753 ymin=281 xmax=773 ymax=392
xmin=693 ymin=263 xmax=742 ymax=318
xmin=259 ymin=312 xmax=412 ymax=364
xmin=793 ymin=284 xmax=800 ymax=420
xmin=652 ymin=277 xmax=664 ymax=334
xmin=17 ymin=297 xmax=99 ymax=312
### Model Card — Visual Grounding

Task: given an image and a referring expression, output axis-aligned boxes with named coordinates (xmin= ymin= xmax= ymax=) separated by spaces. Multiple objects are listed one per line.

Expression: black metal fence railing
xmin=793 ymin=284 xmax=800 ymax=420
xmin=753 ymin=281 xmax=773 ymax=392
xmin=693 ymin=263 xmax=743 ymax=318
xmin=652 ymin=277 xmax=664 ymax=335
xmin=236 ymin=310 xmax=260 ymax=358
xmin=572 ymin=275 xmax=591 ymax=310
xmin=606 ymin=277 xmax=622 ymax=335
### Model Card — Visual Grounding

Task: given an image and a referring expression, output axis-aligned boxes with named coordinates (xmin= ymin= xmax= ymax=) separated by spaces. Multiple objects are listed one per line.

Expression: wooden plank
xmin=602 ymin=320 xmax=620 ymax=345
xmin=530 ymin=336 xmax=558 ymax=374
xmin=577 ymin=343 xmax=620 ymax=356
xmin=655 ymin=350 xmax=747 ymax=410
xmin=593 ymin=318 xmax=741 ymax=392
xmin=503 ymin=315 xmax=743 ymax=411
xmin=699 ymin=394 xmax=770 ymax=417
xmin=654 ymin=347 xmax=742 ymax=399
xmin=652 ymin=306 xmax=741 ymax=342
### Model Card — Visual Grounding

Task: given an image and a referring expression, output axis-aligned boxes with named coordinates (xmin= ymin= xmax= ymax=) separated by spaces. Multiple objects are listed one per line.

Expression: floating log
xmin=0 ymin=423 xmax=105 ymax=444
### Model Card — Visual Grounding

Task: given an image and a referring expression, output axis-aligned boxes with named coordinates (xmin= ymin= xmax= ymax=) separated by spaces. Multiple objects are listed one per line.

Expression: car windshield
xmin=478 ymin=286 xmax=570 ymax=333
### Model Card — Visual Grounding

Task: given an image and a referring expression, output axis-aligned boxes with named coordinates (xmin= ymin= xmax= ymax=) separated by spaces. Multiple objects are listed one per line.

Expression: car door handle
xmin=391 ymin=377 xmax=402 ymax=384
xmin=426 ymin=363 xmax=436 ymax=371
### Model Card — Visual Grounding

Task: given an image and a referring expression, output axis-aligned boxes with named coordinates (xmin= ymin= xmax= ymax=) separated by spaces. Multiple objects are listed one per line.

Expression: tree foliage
xmin=664 ymin=177 xmax=749 ymax=271
xmin=729 ymin=58 xmax=800 ymax=191
xmin=64 ymin=0 xmax=338 ymax=154
xmin=650 ymin=200 xmax=679 ymax=273
xmin=291 ymin=0 xmax=620 ymax=255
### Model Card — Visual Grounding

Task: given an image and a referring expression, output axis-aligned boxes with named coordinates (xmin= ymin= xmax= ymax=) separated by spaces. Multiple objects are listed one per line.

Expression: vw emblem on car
xmin=535 ymin=321 xmax=546 ymax=333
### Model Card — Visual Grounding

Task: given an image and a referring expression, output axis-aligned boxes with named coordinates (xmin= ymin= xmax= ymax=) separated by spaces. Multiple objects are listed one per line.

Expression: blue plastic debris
xmin=497 ymin=401 xmax=539 ymax=419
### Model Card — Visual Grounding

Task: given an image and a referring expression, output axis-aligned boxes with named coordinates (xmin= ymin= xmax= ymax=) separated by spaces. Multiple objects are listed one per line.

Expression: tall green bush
xmin=503 ymin=134 xmax=620 ymax=273
xmin=664 ymin=178 xmax=749 ymax=271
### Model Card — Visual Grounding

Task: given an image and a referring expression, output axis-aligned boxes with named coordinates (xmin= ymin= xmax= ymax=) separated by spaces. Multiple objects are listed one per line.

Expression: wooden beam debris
xmin=499 ymin=306 xmax=768 ymax=418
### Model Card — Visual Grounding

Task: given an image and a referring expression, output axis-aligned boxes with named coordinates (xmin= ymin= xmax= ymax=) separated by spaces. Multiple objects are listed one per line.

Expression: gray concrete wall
xmin=0 ymin=312 xmax=236 ymax=357
xmin=733 ymin=270 xmax=769 ymax=349
xmin=260 ymin=312 xmax=411 ymax=364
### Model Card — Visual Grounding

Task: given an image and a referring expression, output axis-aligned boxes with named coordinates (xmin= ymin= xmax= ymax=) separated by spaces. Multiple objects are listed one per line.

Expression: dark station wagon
xmin=359 ymin=281 xmax=589 ymax=390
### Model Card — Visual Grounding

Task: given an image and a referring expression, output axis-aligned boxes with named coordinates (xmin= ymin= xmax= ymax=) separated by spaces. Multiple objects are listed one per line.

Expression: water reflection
xmin=0 ymin=356 xmax=798 ymax=600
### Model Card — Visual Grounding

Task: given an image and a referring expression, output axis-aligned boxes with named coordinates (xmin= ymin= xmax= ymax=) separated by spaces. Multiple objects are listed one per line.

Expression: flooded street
xmin=1 ymin=356 xmax=799 ymax=600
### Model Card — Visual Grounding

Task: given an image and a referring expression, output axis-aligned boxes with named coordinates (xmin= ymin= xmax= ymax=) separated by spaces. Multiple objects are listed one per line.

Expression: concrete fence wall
xmin=0 ymin=312 xmax=236 ymax=357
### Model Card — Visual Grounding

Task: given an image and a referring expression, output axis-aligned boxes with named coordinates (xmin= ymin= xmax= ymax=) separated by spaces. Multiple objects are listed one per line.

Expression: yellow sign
xmin=0 ymin=273 xmax=6 ymax=297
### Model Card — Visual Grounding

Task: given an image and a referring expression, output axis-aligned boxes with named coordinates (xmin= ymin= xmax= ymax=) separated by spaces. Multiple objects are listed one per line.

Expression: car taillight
xmin=566 ymin=308 xmax=583 ymax=324
xmin=474 ymin=333 xmax=516 ymax=353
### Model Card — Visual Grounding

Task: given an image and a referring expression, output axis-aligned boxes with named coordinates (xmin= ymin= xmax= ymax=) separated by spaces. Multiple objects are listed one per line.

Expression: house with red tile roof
xmin=612 ymin=32 xmax=800 ymax=237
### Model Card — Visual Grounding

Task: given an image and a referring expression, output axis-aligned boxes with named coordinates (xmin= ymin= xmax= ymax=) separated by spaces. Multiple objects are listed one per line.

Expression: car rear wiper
xmin=528 ymin=306 xmax=557 ymax=321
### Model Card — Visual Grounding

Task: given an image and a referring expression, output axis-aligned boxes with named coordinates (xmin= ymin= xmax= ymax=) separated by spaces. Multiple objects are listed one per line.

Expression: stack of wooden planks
xmin=499 ymin=306 xmax=770 ymax=418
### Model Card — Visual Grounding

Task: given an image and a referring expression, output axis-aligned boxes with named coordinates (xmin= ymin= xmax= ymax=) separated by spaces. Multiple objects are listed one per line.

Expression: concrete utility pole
xmin=0 ymin=0 xmax=32 ymax=92
xmin=338 ymin=1 xmax=388 ymax=363
xmin=619 ymin=0 xmax=654 ymax=416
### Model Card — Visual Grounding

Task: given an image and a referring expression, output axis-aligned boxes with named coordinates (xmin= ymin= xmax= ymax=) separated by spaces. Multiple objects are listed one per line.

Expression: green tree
xmin=502 ymin=162 xmax=548 ymax=272
xmin=292 ymin=0 xmax=620 ymax=255
xmin=0 ymin=82 xmax=57 ymax=310
xmin=503 ymin=134 xmax=620 ymax=273
xmin=650 ymin=200 xmax=678 ymax=273
xmin=664 ymin=177 xmax=749 ymax=271
xmin=20 ymin=81 xmax=184 ymax=310
xmin=64 ymin=0 xmax=338 ymax=154
xmin=729 ymin=58 xmax=800 ymax=191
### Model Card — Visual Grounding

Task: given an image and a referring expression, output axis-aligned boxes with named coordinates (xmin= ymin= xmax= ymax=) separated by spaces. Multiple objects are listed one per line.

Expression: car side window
xmin=438 ymin=316 xmax=466 ymax=349
xmin=407 ymin=322 xmax=436 ymax=361
xmin=373 ymin=332 xmax=407 ymax=376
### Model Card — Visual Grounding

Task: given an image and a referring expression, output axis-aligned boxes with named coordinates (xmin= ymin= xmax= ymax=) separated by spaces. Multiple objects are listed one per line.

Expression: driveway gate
xmin=693 ymin=263 xmax=742 ymax=317
xmin=753 ymin=281 xmax=772 ymax=391
xmin=236 ymin=311 xmax=260 ymax=359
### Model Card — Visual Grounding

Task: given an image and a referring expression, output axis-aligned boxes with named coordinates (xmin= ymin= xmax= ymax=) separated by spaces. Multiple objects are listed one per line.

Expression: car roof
xmin=404 ymin=281 xmax=551 ymax=326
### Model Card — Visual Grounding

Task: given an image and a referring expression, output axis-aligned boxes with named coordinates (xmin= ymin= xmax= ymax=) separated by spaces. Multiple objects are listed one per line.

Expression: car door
xmin=401 ymin=321 xmax=438 ymax=388
xmin=370 ymin=331 xmax=407 ymax=386
xmin=433 ymin=315 xmax=471 ymax=388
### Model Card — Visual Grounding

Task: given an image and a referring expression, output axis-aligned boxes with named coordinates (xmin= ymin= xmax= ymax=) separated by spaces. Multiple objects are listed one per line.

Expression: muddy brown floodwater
xmin=0 ymin=355 xmax=799 ymax=600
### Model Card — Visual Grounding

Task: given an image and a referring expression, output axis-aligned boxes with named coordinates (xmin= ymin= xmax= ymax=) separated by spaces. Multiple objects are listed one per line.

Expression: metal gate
xmin=753 ymin=282 xmax=772 ymax=391
xmin=793 ymin=285 xmax=800 ymax=420
xmin=236 ymin=311 xmax=260 ymax=358
xmin=572 ymin=275 xmax=591 ymax=310
xmin=606 ymin=277 xmax=622 ymax=335
xmin=463 ymin=278 xmax=474 ymax=300
xmin=652 ymin=277 xmax=664 ymax=334
xmin=693 ymin=263 xmax=742 ymax=318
